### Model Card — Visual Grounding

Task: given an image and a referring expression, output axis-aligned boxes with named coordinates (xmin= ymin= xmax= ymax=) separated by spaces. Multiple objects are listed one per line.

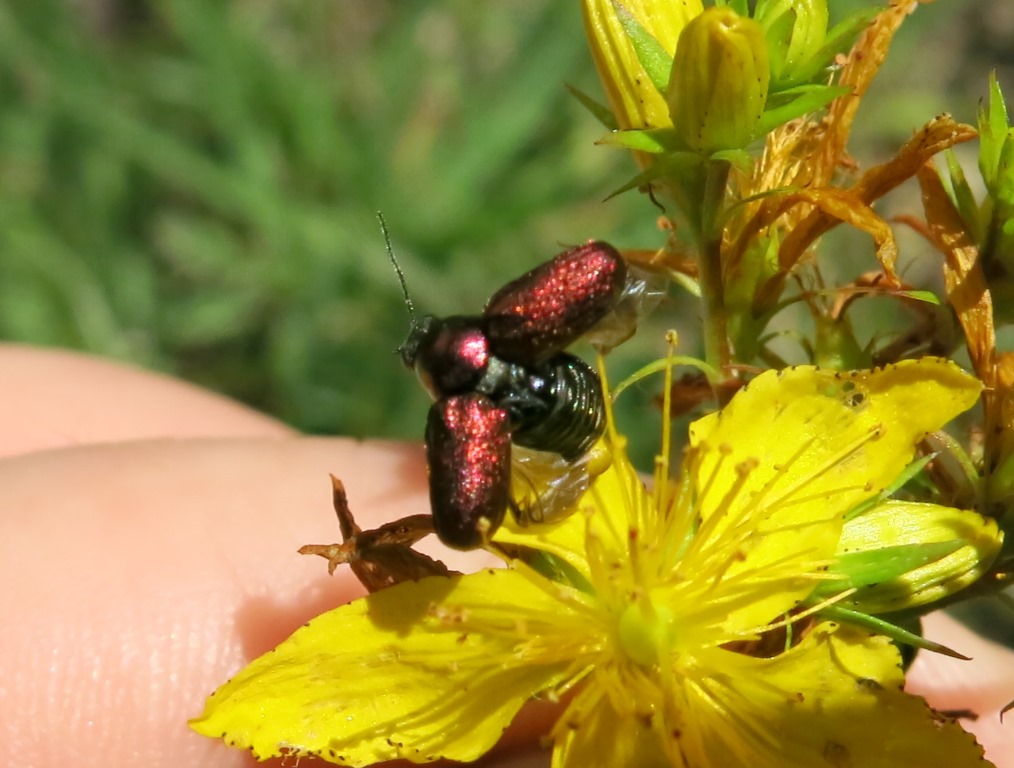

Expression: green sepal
xmin=755 ymin=84 xmax=849 ymax=136
xmin=993 ymin=130 xmax=1014 ymax=209
xmin=990 ymin=446 xmax=1014 ymax=516
xmin=812 ymin=313 xmax=868 ymax=370
xmin=755 ymin=0 xmax=826 ymax=89
xmin=564 ymin=82 xmax=618 ymax=131
xmin=776 ymin=6 xmax=879 ymax=89
xmin=817 ymin=605 xmax=970 ymax=659
xmin=820 ymin=7 xmax=882 ymax=56
xmin=833 ymin=498 xmax=1002 ymax=615
xmin=844 ymin=454 xmax=936 ymax=522
xmin=613 ymin=2 xmax=673 ymax=95
xmin=925 ymin=429 xmax=981 ymax=498
xmin=815 ymin=541 xmax=963 ymax=597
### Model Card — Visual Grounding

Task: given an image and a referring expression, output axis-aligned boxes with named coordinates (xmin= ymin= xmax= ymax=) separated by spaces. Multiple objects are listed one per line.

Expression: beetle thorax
xmin=411 ymin=317 xmax=491 ymax=398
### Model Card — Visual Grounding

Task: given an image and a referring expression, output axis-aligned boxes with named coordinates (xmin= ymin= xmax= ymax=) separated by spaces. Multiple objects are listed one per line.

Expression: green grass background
xmin=1 ymin=0 xmax=1010 ymax=447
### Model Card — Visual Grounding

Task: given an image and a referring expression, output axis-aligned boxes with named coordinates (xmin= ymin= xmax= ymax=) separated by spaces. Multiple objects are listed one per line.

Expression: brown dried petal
xmin=917 ymin=164 xmax=996 ymax=384
xmin=299 ymin=475 xmax=454 ymax=593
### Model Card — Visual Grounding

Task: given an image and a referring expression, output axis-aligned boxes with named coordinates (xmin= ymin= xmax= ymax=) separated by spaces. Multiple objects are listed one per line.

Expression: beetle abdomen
xmin=510 ymin=354 xmax=605 ymax=462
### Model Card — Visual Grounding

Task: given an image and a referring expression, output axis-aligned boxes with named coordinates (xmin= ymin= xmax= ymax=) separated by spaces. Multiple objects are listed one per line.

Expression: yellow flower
xmin=191 ymin=359 xmax=991 ymax=767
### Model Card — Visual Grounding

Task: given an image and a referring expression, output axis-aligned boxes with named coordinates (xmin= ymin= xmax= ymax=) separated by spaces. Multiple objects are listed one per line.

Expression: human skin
xmin=1 ymin=344 xmax=1012 ymax=768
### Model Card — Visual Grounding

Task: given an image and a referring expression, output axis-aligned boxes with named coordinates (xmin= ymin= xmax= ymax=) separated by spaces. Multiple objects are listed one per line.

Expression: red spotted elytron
xmin=384 ymin=221 xmax=627 ymax=550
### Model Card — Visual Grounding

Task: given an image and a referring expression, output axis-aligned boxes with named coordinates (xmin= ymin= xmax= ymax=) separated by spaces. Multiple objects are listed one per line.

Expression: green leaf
xmin=766 ymin=6 xmax=879 ymax=90
xmin=944 ymin=149 xmax=985 ymax=244
xmin=822 ymin=7 xmax=881 ymax=53
xmin=613 ymin=2 xmax=672 ymax=95
xmin=979 ymin=70 xmax=1010 ymax=190
xmin=991 ymin=130 xmax=1014 ymax=268
xmin=564 ymin=82 xmax=618 ymax=131
xmin=995 ymin=131 xmax=1014 ymax=212
xmin=602 ymin=151 xmax=704 ymax=200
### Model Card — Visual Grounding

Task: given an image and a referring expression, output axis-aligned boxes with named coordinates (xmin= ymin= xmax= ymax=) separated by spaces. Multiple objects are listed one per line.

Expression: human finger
xmin=0 ymin=343 xmax=290 ymax=458
xmin=907 ymin=612 xmax=1014 ymax=767
xmin=0 ymin=435 xmax=507 ymax=767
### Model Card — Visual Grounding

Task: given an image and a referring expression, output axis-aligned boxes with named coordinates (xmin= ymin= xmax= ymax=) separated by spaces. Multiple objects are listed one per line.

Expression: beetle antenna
xmin=377 ymin=211 xmax=415 ymax=325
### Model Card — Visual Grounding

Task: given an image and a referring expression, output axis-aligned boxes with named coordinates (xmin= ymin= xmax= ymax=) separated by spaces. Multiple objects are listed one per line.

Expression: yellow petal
xmin=582 ymin=0 xmax=702 ymax=132
xmin=683 ymin=623 xmax=990 ymax=768
xmin=191 ymin=571 xmax=568 ymax=765
xmin=551 ymin=682 xmax=674 ymax=768
xmin=685 ymin=359 xmax=981 ymax=629
xmin=837 ymin=500 xmax=1002 ymax=614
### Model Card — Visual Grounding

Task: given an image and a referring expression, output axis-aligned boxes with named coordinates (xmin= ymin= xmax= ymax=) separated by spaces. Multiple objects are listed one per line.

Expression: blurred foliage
xmin=0 ymin=0 xmax=1009 ymax=445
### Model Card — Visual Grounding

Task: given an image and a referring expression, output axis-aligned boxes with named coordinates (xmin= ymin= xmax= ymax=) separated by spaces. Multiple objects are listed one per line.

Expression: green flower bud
xmin=666 ymin=7 xmax=769 ymax=155
xmin=830 ymin=500 xmax=1002 ymax=615
xmin=755 ymin=0 xmax=828 ymax=88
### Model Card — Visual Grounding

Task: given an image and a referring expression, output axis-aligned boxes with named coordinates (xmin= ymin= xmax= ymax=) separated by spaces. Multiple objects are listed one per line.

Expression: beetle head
xmin=402 ymin=316 xmax=490 ymax=399
xmin=397 ymin=314 xmax=434 ymax=370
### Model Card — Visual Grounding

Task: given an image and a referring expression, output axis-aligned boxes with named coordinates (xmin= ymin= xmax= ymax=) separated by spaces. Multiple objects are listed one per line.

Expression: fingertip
xmin=907 ymin=613 xmax=1014 ymax=767
xmin=0 ymin=436 xmax=496 ymax=767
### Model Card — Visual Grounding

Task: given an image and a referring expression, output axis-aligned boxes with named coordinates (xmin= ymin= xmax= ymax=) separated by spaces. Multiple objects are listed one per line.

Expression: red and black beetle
xmin=395 ymin=240 xmax=627 ymax=550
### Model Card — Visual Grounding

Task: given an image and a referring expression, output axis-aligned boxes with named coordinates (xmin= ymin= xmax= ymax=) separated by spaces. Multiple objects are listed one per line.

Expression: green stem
xmin=697 ymin=160 xmax=732 ymax=369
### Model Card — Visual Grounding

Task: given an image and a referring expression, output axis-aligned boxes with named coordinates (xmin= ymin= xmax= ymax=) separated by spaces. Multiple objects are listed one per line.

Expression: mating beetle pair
xmin=397 ymin=240 xmax=628 ymax=550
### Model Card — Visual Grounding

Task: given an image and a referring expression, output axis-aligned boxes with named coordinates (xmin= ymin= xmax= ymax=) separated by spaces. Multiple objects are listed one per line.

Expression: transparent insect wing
xmin=583 ymin=264 xmax=666 ymax=354
xmin=483 ymin=241 xmax=627 ymax=365
xmin=509 ymin=442 xmax=607 ymax=526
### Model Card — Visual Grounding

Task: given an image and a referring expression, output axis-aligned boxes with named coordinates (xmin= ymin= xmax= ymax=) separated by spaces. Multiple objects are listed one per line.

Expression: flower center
xmin=617 ymin=594 xmax=675 ymax=667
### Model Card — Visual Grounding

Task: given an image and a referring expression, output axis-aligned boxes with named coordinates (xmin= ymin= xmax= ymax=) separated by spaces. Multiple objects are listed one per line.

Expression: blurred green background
xmin=1 ymin=0 xmax=1011 ymax=446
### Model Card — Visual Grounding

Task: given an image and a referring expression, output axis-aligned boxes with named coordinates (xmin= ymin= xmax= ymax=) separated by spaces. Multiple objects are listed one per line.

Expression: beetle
xmin=390 ymin=235 xmax=628 ymax=550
